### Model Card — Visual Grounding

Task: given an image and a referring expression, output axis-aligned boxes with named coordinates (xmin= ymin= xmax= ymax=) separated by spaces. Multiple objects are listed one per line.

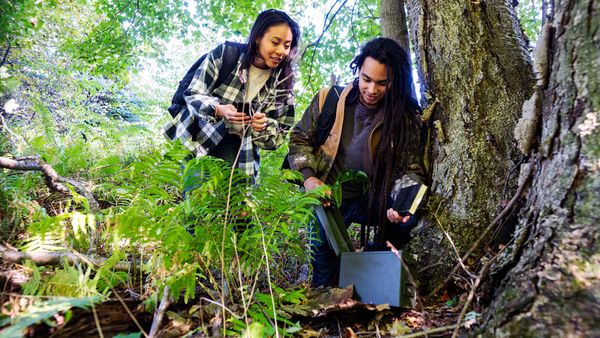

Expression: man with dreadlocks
xmin=287 ymin=37 xmax=427 ymax=287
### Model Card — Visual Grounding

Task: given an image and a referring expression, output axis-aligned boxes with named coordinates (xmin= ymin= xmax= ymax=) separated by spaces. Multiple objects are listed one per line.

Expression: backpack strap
xmin=317 ymin=87 xmax=331 ymax=113
xmin=215 ymin=41 xmax=245 ymax=89
xmin=168 ymin=42 xmax=245 ymax=116
xmin=315 ymin=85 xmax=344 ymax=147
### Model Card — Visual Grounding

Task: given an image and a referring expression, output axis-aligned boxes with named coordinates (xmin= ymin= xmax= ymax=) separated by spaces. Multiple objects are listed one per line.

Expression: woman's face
xmin=253 ymin=23 xmax=293 ymax=69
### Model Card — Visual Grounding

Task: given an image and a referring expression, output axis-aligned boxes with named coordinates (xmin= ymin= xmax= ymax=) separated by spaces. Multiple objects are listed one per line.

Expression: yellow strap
xmin=317 ymin=87 xmax=332 ymax=115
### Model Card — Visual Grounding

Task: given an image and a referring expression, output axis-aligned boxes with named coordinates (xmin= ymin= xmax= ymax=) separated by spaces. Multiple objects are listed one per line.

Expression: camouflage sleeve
xmin=287 ymin=92 xmax=321 ymax=173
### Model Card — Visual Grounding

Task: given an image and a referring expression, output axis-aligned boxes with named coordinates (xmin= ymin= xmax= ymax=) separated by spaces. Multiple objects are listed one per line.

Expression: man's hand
xmin=387 ymin=208 xmax=411 ymax=223
xmin=304 ymin=176 xmax=332 ymax=207
xmin=216 ymin=104 xmax=251 ymax=124
xmin=251 ymin=112 xmax=268 ymax=132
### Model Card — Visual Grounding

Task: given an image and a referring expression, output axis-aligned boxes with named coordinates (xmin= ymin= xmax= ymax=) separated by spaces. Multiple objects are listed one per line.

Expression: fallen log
xmin=0 ymin=155 xmax=99 ymax=212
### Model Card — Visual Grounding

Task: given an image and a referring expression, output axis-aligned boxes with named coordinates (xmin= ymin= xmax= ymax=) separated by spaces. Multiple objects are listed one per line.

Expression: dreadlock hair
xmin=240 ymin=9 xmax=300 ymax=91
xmin=349 ymin=37 xmax=422 ymax=247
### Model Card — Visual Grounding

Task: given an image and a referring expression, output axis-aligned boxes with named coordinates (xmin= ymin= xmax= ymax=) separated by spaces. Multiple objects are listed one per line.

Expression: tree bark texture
xmin=380 ymin=0 xmax=411 ymax=52
xmin=404 ymin=0 xmax=534 ymax=292
xmin=483 ymin=0 xmax=600 ymax=335
xmin=380 ymin=0 xmax=416 ymax=96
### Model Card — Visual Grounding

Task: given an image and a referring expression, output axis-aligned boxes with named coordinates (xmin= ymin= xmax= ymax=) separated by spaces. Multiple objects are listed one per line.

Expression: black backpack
xmin=282 ymin=85 xmax=344 ymax=170
xmin=167 ymin=41 xmax=247 ymax=118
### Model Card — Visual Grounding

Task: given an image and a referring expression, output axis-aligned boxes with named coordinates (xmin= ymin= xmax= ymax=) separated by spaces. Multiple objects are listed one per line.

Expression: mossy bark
xmin=404 ymin=0 xmax=534 ymax=292
xmin=483 ymin=0 xmax=600 ymax=335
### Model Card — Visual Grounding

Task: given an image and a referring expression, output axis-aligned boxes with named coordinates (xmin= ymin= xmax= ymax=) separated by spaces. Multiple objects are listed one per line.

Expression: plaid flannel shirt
xmin=162 ymin=43 xmax=295 ymax=179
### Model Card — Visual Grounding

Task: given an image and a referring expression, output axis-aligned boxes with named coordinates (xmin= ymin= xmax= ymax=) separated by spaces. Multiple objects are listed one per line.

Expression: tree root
xmin=0 ymin=155 xmax=99 ymax=212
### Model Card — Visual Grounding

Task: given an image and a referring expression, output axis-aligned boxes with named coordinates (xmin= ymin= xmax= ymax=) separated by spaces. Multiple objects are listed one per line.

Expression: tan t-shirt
xmin=245 ymin=65 xmax=272 ymax=102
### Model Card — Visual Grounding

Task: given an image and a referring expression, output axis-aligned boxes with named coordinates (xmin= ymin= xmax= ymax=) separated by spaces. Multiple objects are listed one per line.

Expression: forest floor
xmin=1 ymin=260 xmax=471 ymax=337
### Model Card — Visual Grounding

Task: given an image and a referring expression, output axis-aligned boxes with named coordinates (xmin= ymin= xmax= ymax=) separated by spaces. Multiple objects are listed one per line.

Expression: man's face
xmin=358 ymin=56 xmax=389 ymax=107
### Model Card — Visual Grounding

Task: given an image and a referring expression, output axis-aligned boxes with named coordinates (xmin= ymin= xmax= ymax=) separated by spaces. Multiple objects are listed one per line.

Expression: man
xmin=287 ymin=38 xmax=427 ymax=287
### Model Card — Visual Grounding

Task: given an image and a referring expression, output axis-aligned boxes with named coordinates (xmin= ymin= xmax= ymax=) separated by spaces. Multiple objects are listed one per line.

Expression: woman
xmin=164 ymin=9 xmax=300 ymax=181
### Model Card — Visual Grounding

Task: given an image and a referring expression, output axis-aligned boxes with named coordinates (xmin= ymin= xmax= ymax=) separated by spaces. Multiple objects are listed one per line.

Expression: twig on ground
xmin=450 ymin=257 xmax=491 ymax=338
xmin=400 ymin=324 xmax=460 ymax=337
xmin=449 ymin=236 xmax=515 ymax=338
xmin=149 ymin=285 xmax=172 ymax=338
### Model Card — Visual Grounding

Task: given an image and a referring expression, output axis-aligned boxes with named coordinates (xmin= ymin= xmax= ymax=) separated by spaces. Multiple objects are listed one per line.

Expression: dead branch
xmin=428 ymin=163 xmax=535 ymax=297
xmin=0 ymin=244 xmax=133 ymax=271
xmin=0 ymin=155 xmax=99 ymax=212
xmin=149 ymin=285 xmax=172 ymax=338
xmin=301 ymin=0 xmax=349 ymax=88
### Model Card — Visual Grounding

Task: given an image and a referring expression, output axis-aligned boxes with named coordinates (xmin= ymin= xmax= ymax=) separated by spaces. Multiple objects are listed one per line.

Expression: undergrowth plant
xmin=8 ymin=140 xmax=318 ymax=335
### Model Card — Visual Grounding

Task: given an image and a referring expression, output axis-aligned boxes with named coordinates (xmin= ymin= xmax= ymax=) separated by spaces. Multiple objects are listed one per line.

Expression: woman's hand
xmin=216 ymin=104 xmax=250 ymax=124
xmin=251 ymin=112 xmax=268 ymax=132
xmin=387 ymin=208 xmax=411 ymax=223
xmin=304 ymin=177 xmax=332 ymax=207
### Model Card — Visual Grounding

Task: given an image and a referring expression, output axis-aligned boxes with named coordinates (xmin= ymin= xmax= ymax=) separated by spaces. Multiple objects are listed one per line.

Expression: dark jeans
xmin=309 ymin=195 xmax=417 ymax=287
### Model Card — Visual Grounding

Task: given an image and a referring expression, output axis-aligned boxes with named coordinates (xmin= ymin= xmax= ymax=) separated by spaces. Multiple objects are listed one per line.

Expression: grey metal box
xmin=339 ymin=251 xmax=416 ymax=308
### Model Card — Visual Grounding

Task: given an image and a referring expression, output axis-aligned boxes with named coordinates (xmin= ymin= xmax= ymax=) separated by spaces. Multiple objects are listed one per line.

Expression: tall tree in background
xmin=380 ymin=0 xmax=410 ymax=51
xmin=483 ymin=0 xmax=599 ymax=335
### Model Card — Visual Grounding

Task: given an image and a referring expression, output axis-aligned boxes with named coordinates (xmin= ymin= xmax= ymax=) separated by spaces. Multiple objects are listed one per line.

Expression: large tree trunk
xmin=483 ymin=0 xmax=600 ymax=335
xmin=404 ymin=0 xmax=534 ymax=292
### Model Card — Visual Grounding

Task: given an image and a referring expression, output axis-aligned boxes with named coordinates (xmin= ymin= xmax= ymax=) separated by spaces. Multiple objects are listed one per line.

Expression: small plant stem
xmin=232 ymin=233 xmax=250 ymax=327
xmin=220 ymin=138 xmax=245 ymax=332
xmin=254 ymin=209 xmax=280 ymax=338
xmin=200 ymin=297 xmax=242 ymax=319
xmin=91 ymin=301 xmax=104 ymax=338
xmin=71 ymin=250 xmax=149 ymax=337
xmin=432 ymin=212 xmax=475 ymax=279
